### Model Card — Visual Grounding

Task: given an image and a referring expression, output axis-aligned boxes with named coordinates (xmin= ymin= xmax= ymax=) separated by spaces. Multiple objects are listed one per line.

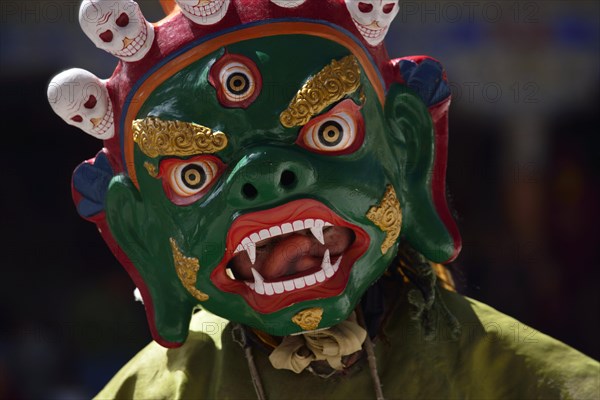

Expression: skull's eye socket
xmin=209 ymin=52 xmax=262 ymax=109
xmin=71 ymin=115 xmax=83 ymax=123
xmin=358 ymin=2 xmax=374 ymax=13
xmin=99 ymin=30 xmax=113 ymax=43
xmin=296 ymin=99 xmax=364 ymax=155
xmin=383 ymin=3 xmax=395 ymax=13
xmin=84 ymin=95 xmax=97 ymax=109
xmin=159 ymin=156 xmax=225 ymax=205
xmin=116 ymin=12 xmax=129 ymax=27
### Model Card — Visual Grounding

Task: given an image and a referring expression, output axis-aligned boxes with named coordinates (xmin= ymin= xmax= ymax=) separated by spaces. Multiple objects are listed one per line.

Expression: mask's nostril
xmin=242 ymin=183 xmax=258 ymax=200
xmin=279 ymin=169 xmax=297 ymax=189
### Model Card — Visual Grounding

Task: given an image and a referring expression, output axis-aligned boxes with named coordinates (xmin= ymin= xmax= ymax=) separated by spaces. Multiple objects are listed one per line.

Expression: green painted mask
xmin=50 ymin=1 xmax=460 ymax=347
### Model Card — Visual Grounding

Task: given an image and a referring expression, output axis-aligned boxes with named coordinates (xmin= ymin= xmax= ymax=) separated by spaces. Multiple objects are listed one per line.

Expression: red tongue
xmin=260 ymin=234 xmax=322 ymax=280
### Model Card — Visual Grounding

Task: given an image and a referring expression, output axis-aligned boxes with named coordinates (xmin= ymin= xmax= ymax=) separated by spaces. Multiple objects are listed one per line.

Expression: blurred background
xmin=1 ymin=0 xmax=598 ymax=398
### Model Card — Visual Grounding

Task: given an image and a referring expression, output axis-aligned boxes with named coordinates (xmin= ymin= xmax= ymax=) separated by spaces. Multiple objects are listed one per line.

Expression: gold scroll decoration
xmin=366 ymin=185 xmax=403 ymax=254
xmin=292 ymin=307 xmax=324 ymax=331
xmin=143 ymin=162 xmax=158 ymax=178
xmin=132 ymin=117 xmax=228 ymax=158
xmin=280 ymin=55 xmax=361 ymax=128
xmin=169 ymin=238 xmax=209 ymax=302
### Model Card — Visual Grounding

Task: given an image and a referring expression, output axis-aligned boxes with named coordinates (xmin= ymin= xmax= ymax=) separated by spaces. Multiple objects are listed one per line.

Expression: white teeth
xmin=293 ymin=277 xmax=306 ymax=289
xmin=272 ymin=281 xmax=285 ymax=294
xmin=322 ymin=251 xmax=342 ymax=276
xmin=310 ymin=226 xmax=324 ymax=244
xmin=292 ymin=220 xmax=304 ymax=231
xmin=251 ymin=267 xmax=264 ymax=283
xmin=264 ymin=282 xmax=274 ymax=296
xmin=315 ymin=270 xmax=326 ymax=282
xmin=304 ymin=274 xmax=316 ymax=286
xmin=322 ymin=249 xmax=331 ymax=266
xmin=185 ymin=0 xmax=225 ymax=17
xmin=332 ymin=256 xmax=342 ymax=274
xmin=310 ymin=219 xmax=325 ymax=245
xmin=234 ymin=218 xmax=334 ymax=262
xmin=226 ymin=268 xmax=235 ymax=280
xmin=234 ymin=217 xmax=345 ymax=296
xmin=321 ymin=249 xmax=334 ymax=277
xmin=251 ymin=268 xmax=265 ymax=294
xmin=283 ymin=280 xmax=295 ymax=291
xmin=353 ymin=18 xmax=384 ymax=39
xmin=242 ymin=238 xmax=256 ymax=265
xmin=244 ymin=250 xmax=344 ymax=296
xmin=281 ymin=223 xmax=293 ymax=234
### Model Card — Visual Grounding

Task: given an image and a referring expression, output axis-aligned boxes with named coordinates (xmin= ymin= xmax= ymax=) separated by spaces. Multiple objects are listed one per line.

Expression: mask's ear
xmin=105 ymin=175 xmax=152 ymax=267
xmin=385 ymin=83 xmax=461 ymax=263
xmin=105 ymin=175 xmax=193 ymax=347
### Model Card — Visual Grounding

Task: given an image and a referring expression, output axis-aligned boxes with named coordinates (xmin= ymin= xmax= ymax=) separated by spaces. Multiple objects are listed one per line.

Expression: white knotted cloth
xmin=269 ymin=313 xmax=367 ymax=373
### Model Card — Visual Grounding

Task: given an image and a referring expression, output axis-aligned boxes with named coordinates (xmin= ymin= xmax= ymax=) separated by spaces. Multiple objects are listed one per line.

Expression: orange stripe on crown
xmin=159 ymin=0 xmax=179 ymax=16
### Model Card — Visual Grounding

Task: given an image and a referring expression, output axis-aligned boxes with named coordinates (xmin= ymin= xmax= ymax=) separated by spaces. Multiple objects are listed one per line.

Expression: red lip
xmin=210 ymin=199 xmax=370 ymax=313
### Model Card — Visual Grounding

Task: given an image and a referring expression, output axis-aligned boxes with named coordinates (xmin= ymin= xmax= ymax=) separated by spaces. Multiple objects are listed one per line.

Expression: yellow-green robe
xmin=96 ymin=287 xmax=599 ymax=399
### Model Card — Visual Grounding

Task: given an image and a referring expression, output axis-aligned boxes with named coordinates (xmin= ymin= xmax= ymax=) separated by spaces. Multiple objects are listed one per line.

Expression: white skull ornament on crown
xmin=47 ymin=68 xmax=115 ymax=139
xmin=176 ymin=0 xmax=231 ymax=25
xmin=79 ymin=0 xmax=155 ymax=62
xmin=345 ymin=0 xmax=399 ymax=46
xmin=270 ymin=0 xmax=307 ymax=8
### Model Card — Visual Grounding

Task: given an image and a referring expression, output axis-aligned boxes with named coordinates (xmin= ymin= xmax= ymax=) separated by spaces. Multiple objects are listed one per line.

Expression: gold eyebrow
xmin=132 ymin=117 xmax=228 ymax=158
xmin=279 ymin=55 xmax=362 ymax=128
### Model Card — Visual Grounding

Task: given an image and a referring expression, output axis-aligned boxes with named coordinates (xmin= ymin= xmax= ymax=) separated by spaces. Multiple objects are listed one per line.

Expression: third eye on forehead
xmin=227 ymin=73 xmax=250 ymax=95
